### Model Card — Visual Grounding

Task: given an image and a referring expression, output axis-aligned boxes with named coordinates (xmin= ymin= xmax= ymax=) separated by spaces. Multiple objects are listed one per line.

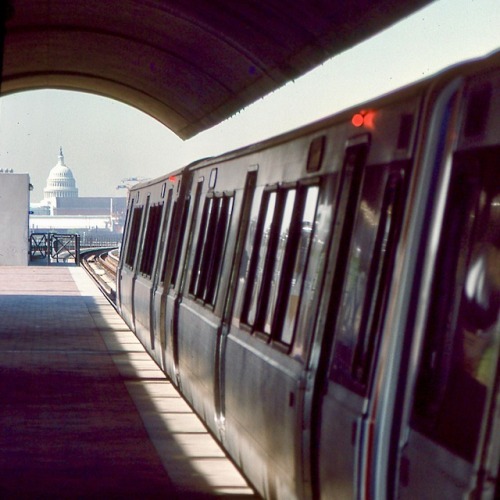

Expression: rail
xmin=80 ymin=247 xmax=118 ymax=306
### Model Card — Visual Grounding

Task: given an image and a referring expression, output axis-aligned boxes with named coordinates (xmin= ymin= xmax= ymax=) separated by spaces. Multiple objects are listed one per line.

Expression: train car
xmin=118 ymin=169 xmax=174 ymax=364
xmin=117 ymin=50 xmax=500 ymax=499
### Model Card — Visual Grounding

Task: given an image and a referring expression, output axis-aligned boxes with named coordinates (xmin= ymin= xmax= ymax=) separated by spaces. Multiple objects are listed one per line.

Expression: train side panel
xmin=118 ymin=174 xmax=179 ymax=368
xmin=150 ymin=171 xmax=187 ymax=372
xmin=175 ymin=161 xmax=249 ymax=431
xmin=315 ymin=95 xmax=422 ymax=499
xmin=222 ymin=130 xmax=341 ymax=499
xmin=132 ymin=181 xmax=167 ymax=361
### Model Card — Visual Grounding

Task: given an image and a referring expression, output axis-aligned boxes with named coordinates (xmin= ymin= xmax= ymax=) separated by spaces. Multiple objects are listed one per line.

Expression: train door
xmin=155 ymin=171 xmax=191 ymax=381
xmin=178 ymin=172 xmax=237 ymax=418
xmin=130 ymin=194 xmax=151 ymax=330
xmin=395 ymin=148 xmax=500 ymax=498
xmin=149 ymin=181 xmax=175 ymax=368
xmin=134 ymin=200 xmax=164 ymax=350
xmin=312 ymin=138 xmax=409 ymax=499
xmin=148 ymin=185 xmax=174 ymax=356
xmin=225 ymin=167 xmax=323 ymax=498
xmin=216 ymin=166 xmax=258 ymax=423
xmin=116 ymin=196 xmax=134 ymax=309
xmin=119 ymin=193 xmax=148 ymax=329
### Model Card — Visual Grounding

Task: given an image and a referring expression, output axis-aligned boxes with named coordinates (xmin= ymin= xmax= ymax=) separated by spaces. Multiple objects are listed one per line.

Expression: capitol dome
xmin=43 ymin=148 xmax=78 ymax=201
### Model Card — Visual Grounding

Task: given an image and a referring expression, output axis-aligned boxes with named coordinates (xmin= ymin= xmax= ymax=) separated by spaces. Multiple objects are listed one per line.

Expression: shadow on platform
xmin=0 ymin=266 xmax=257 ymax=498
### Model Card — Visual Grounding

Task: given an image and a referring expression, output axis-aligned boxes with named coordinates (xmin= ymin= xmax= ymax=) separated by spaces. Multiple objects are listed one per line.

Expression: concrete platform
xmin=0 ymin=266 xmax=256 ymax=499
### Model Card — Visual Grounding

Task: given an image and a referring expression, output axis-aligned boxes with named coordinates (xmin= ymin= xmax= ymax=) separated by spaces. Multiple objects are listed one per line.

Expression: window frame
xmin=240 ymin=180 xmax=321 ymax=349
xmin=139 ymin=202 xmax=164 ymax=278
xmin=188 ymin=190 xmax=235 ymax=308
xmin=125 ymin=205 xmax=144 ymax=269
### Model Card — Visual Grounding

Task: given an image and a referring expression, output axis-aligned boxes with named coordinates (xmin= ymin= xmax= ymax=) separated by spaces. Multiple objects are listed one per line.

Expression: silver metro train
xmin=117 ymin=51 xmax=500 ymax=499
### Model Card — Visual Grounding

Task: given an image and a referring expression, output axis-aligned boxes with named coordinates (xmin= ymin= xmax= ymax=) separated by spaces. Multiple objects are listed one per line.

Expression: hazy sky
xmin=1 ymin=0 xmax=499 ymax=202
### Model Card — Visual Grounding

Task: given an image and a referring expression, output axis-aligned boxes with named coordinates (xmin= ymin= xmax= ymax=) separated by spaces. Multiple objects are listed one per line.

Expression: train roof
xmin=127 ymin=49 xmax=500 ymax=192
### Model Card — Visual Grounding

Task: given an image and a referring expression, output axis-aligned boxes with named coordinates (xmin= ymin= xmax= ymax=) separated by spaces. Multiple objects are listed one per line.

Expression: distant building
xmin=29 ymin=149 xmax=126 ymax=244
xmin=53 ymin=197 xmax=125 ymax=217
xmin=42 ymin=147 xmax=78 ymax=206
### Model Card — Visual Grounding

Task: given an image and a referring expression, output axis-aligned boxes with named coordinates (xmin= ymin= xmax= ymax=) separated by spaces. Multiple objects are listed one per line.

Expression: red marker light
xmin=168 ymin=175 xmax=176 ymax=182
xmin=363 ymin=111 xmax=376 ymax=129
xmin=352 ymin=113 xmax=364 ymax=127
xmin=351 ymin=110 xmax=376 ymax=129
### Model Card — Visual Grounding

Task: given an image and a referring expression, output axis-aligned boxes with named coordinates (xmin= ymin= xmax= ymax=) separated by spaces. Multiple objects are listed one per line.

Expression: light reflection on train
xmin=117 ymin=51 xmax=500 ymax=499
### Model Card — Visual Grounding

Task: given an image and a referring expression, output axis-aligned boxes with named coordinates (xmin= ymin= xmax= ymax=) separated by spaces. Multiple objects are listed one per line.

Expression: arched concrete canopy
xmin=2 ymin=0 xmax=430 ymax=139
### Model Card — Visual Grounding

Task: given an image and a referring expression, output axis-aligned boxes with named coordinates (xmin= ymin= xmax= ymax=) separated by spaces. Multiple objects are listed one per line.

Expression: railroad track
xmin=81 ymin=248 xmax=119 ymax=305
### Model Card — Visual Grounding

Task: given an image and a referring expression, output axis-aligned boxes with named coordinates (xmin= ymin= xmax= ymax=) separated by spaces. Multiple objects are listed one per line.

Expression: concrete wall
xmin=0 ymin=174 xmax=29 ymax=266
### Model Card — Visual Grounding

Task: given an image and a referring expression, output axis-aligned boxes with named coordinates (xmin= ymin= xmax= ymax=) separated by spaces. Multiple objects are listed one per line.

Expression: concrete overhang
xmin=2 ymin=1 xmax=431 ymax=139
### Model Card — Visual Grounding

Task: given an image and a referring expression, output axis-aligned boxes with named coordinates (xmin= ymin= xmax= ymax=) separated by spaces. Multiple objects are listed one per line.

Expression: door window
xmin=140 ymin=203 xmax=163 ymax=278
xmin=329 ymin=163 xmax=407 ymax=394
xmin=411 ymin=150 xmax=500 ymax=462
xmin=125 ymin=206 xmax=143 ymax=268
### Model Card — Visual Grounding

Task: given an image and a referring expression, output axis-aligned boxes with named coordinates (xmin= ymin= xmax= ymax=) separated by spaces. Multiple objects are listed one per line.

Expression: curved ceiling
xmin=1 ymin=0 xmax=430 ymax=139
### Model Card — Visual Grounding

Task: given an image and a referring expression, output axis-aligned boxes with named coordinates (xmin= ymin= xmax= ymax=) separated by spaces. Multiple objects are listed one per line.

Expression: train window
xmin=329 ymin=159 xmax=407 ymax=394
xmin=205 ymin=196 xmax=233 ymax=304
xmin=157 ymin=188 xmax=174 ymax=282
xmin=244 ymin=190 xmax=277 ymax=326
xmin=125 ymin=206 xmax=143 ymax=268
xmin=280 ymin=186 xmax=319 ymax=344
xmin=139 ymin=203 xmax=163 ymax=278
xmin=411 ymin=151 xmax=500 ymax=462
xmin=168 ymin=177 xmax=203 ymax=289
xmin=189 ymin=195 xmax=212 ymax=295
xmin=189 ymin=193 xmax=234 ymax=306
xmin=241 ymin=184 xmax=320 ymax=346
xmin=235 ymin=185 xmax=265 ymax=323
xmin=307 ymin=136 xmax=326 ymax=172
xmin=224 ymin=170 xmax=258 ymax=321
xmin=209 ymin=168 xmax=218 ymax=189
xmin=350 ymin=170 xmax=405 ymax=384
xmin=170 ymin=196 xmax=191 ymax=287
xmin=160 ymin=194 xmax=176 ymax=283
xmin=120 ymin=198 xmax=134 ymax=267
xmin=263 ymin=189 xmax=296 ymax=334
xmin=291 ymin=185 xmax=329 ymax=361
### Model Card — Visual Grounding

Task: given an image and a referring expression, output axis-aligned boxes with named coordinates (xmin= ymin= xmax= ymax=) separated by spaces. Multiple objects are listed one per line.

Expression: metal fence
xmin=29 ymin=233 xmax=81 ymax=265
